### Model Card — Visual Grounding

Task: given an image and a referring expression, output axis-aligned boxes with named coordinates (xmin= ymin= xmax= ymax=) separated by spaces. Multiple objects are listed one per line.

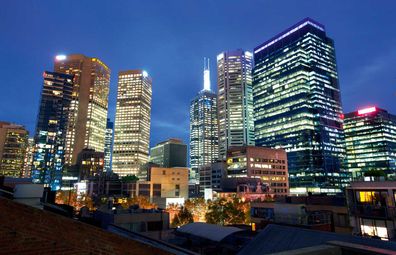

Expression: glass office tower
xmin=217 ymin=49 xmax=255 ymax=160
xmin=253 ymin=18 xmax=347 ymax=193
xmin=189 ymin=58 xmax=218 ymax=183
xmin=112 ymin=70 xmax=152 ymax=177
xmin=344 ymin=107 xmax=396 ymax=177
xmin=54 ymin=54 xmax=110 ymax=165
xmin=150 ymin=138 xmax=187 ymax=168
xmin=104 ymin=118 xmax=113 ymax=172
xmin=32 ymin=71 xmax=73 ymax=190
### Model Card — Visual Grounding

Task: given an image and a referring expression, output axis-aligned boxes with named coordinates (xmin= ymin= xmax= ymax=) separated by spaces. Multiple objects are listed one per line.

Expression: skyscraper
xmin=217 ymin=49 xmax=255 ymax=159
xmin=189 ymin=58 xmax=218 ymax=183
xmin=112 ymin=70 xmax=152 ymax=177
xmin=0 ymin=122 xmax=28 ymax=177
xmin=54 ymin=54 xmax=110 ymax=165
xmin=253 ymin=18 xmax=346 ymax=193
xmin=32 ymin=71 xmax=73 ymax=190
xmin=104 ymin=118 xmax=113 ymax=172
xmin=150 ymin=138 xmax=187 ymax=168
xmin=344 ymin=107 xmax=396 ymax=177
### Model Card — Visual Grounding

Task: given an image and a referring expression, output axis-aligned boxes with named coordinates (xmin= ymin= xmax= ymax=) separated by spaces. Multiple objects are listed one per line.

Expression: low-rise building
xmin=346 ymin=179 xmax=396 ymax=241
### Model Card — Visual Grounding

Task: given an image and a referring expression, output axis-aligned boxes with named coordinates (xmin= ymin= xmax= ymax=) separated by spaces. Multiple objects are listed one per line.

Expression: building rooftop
xmin=177 ymin=222 xmax=244 ymax=242
xmin=238 ymin=224 xmax=396 ymax=255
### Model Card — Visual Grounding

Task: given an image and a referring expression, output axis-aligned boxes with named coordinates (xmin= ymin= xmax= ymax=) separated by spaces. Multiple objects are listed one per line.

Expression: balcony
xmin=349 ymin=205 xmax=396 ymax=219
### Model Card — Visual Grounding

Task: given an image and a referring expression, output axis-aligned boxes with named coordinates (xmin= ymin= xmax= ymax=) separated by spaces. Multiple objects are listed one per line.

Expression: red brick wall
xmin=0 ymin=197 xmax=172 ymax=255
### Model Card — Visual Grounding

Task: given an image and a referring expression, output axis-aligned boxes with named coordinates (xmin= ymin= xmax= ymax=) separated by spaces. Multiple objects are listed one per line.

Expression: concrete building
xmin=189 ymin=58 xmax=218 ymax=183
xmin=253 ymin=18 xmax=347 ymax=193
xmin=0 ymin=122 xmax=28 ymax=177
xmin=112 ymin=70 xmax=152 ymax=177
xmin=344 ymin=107 xmax=396 ymax=178
xmin=199 ymin=160 xmax=226 ymax=193
xmin=54 ymin=54 xmax=111 ymax=165
xmin=217 ymin=49 xmax=255 ymax=160
xmin=346 ymin=179 xmax=396 ymax=241
xmin=32 ymin=71 xmax=73 ymax=190
xmin=226 ymin=146 xmax=289 ymax=196
xmin=150 ymin=138 xmax=187 ymax=168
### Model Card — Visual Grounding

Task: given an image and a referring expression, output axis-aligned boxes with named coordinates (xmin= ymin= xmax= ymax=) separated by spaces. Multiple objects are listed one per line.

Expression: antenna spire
xmin=203 ymin=57 xmax=210 ymax=91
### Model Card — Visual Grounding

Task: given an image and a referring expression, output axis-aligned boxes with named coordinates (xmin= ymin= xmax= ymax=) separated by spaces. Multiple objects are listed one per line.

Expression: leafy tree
xmin=205 ymin=197 xmax=250 ymax=225
xmin=184 ymin=198 xmax=207 ymax=222
xmin=121 ymin=196 xmax=156 ymax=209
xmin=172 ymin=206 xmax=193 ymax=227
xmin=121 ymin=174 xmax=139 ymax=182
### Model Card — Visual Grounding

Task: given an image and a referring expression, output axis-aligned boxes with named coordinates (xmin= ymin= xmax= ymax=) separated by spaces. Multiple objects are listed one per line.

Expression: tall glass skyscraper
xmin=217 ymin=49 xmax=255 ymax=159
xmin=253 ymin=18 xmax=347 ymax=193
xmin=344 ymin=107 xmax=396 ymax=177
xmin=54 ymin=54 xmax=110 ymax=165
xmin=104 ymin=118 xmax=113 ymax=172
xmin=112 ymin=70 xmax=152 ymax=177
xmin=189 ymin=59 xmax=218 ymax=183
xmin=32 ymin=71 xmax=73 ymax=190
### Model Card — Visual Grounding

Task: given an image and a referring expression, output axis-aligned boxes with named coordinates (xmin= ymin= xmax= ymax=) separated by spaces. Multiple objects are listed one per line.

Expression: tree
xmin=184 ymin=198 xmax=207 ymax=222
xmin=172 ymin=206 xmax=193 ymax=227
xmin=120 ymin=196 xmax=156 ymax=209
xmin=205 ymin=197 xmax=250 ymax=225
xmin=121 ymin=175 xmax=139 ymax=182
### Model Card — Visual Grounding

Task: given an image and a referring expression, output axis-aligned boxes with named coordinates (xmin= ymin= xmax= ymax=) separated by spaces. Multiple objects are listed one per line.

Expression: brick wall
xmin=0 ymin=197 xmax=172 ymax=254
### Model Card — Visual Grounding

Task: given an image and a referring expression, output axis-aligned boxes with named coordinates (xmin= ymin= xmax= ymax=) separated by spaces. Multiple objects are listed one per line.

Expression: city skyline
xmin=1 ymin=1 xmax=396 ymax=148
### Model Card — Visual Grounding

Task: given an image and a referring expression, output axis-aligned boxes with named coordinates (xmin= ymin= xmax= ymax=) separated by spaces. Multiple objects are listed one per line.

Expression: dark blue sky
xmin=1 ymin=1 xmax=395 ymax=147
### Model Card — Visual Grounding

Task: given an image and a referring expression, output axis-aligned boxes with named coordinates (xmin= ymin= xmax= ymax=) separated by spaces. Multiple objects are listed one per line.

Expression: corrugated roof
xmin=177 ymin=222 xmax=244 ymax=242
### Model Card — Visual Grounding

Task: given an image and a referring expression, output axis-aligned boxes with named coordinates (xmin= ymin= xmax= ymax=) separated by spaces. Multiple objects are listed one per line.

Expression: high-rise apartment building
xmin=189 ymin=59 xmax=218 ymax=182
xmin=253 ymin=18 xmax=347 ymax=193
xmin=32 ymin=71 xmax=73 ymax=190
xmin=344 ymin=107 xmax=396 ymax=177
xmin=104 ymin=118 xmax=114 ymax=172
xmin=150 ymin=138 xmax=187 ymax=168
xmin=23 ymin=137 xmax=34 ymax=177
xmin=0 ymin=122 xmax=28 ymax=177
xmin=217 ymin=49 xmax=255 ymax=159
xmin=112 ymin=70 xmax=152 ymax=177
xmin=54 ymin=54 xmax=110 ymax=165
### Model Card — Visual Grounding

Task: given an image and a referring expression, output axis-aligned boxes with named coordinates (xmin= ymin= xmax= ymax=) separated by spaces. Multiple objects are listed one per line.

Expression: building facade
xmin=76 ymin=148 xmax=104 ymax=180
xmin=226 ymin=146 xmax=289 ymax=196
xmin=199 ymin=160 xmax=227 ymax=193
xmin=344 ymin=107 xmax=396 ymax=177
xmin=149 ymin=138 xmax=187 ymax=168
xmin=104 ymin=118 xmax=114 ymax=172
xmin=0 ymin=122 xmax=29 ymax=177
xmin=252 ymin=18 xmax=347 ymax=193
xmin=217 ymin=49 xmax=255 ymax=160
xmin=23 ymin=137 xmax=34 ymax=177
xmin=112 ymin=70 xmax=152 ymax=177
xmin=189 ymin=59 xmax=218 ymax=183
xmin=32 ymin=71 xmax=73 ymax=190
xmin=54 ymin=54 xmax=110 ymax=165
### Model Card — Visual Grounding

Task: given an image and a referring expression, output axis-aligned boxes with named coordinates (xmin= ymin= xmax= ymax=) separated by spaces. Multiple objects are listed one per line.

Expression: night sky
xmin=1 ymin=1 xmax=395 ymax=147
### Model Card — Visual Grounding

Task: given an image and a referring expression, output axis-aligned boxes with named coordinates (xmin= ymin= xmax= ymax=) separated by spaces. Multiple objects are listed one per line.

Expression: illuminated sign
xmin=358 ymin=107 xmax=377 ymax=115
xmin=55 ymin=55 xmax=67 ymax=61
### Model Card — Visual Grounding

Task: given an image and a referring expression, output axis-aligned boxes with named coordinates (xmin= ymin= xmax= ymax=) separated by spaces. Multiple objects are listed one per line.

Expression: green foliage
xmin=364 ymin=170 xmax=386 ymax=177
xmin=172 ymin=206 xmax=193 ymax=227
xmin=121 ymin=174 xmax=139 ymax=182
xmin=205 ymin=198 xmax=250 ymax=225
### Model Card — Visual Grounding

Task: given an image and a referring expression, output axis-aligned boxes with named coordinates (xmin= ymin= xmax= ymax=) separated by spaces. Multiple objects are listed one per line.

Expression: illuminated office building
xmin=32 ymin=71 xmax=73 ymax=190
xmin=344 ymin=107 xmax=396 ymax=177
xmin=253 ymin=18 xmax=347 ymax=193
xmin=217 ymin=49 xmax=255 ymax=159
xmin=189 ymin=58 xmax=218 ymax=182
xmin=104 ymin=118 xmax=113 ymax=172
xmin=150 ymin=138 xmax=187 ymax=168
xmin=23 ymin=137 xmax=34 ymax=177
xmin=112 ymin=70 xmax=152 ymax=177
xmin=0 ymin=122 xmax=28 ymax=177
xmin=54 ymin=54 xmax=110 ymax=165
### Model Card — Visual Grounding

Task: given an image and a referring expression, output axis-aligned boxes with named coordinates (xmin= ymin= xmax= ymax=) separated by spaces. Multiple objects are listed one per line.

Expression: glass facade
xmin=150 ymin=138 xmax=187 ymax=168
xmin=344 ymin=107 xmax=396 ymax=177
xmin=104 ymin=118 xmax=113 ymax=172
xmin=112 ymin=70 xmax=152 ymax=177
xmin=32 ymin=71 xmax=73 ymax=190
xmin=54 ymin=54 xmax=110 ymax=165
xmin=0 ymin=122 xmax=29 ymax=177
xmin=189 ymin=60 xmax=218 ymax=183
xmin=217 ymin=49 xmax=255 ymax=160
xmin=253 ymin=18 xmax=347 ymax=192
